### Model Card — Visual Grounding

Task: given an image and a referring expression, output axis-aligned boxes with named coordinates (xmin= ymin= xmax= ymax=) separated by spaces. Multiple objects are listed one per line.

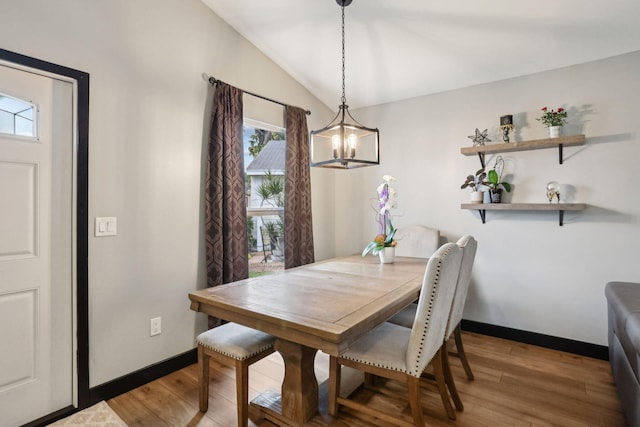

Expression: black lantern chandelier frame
xmin=309 ymin=0 xmax=380 ymax=169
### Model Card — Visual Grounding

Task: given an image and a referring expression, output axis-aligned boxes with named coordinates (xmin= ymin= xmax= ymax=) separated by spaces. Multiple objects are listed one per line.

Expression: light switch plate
xmin=95 ymin=217 xmax=117 ymax=237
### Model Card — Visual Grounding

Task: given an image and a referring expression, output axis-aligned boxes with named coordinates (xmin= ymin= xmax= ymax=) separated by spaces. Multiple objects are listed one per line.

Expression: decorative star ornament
xmin=468 ymin=128 xmax=491 ymax=147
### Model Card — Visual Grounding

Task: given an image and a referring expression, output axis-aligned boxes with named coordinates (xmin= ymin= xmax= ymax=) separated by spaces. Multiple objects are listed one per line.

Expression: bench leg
xmin=198 ymin=345 xmax=210 ymax=412
xmin=236 ymin=359 xmax=249 ymax=427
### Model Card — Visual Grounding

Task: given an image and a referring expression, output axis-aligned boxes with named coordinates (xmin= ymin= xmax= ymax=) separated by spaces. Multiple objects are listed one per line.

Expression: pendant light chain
xmin=309 ymin=0 xmax=380 ymax=169
xmin=341 ymin=3 xmax=346 ymax=106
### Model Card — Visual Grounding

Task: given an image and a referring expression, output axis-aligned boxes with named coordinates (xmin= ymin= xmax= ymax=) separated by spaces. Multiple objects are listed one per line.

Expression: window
xmin=244 ymin=119 xmax=285 ymax=277
xmin=0 ymin=93 xmax=36 ymax=138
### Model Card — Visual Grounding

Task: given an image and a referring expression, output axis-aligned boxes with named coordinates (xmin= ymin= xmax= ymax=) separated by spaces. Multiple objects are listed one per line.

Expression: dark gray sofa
xmin=605 ymin=281 xmax=640 ymax=426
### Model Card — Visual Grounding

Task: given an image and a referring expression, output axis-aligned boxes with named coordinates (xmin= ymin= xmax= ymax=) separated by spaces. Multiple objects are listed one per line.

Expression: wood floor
xmin=107 ymin=332 xmax=625 ymax=426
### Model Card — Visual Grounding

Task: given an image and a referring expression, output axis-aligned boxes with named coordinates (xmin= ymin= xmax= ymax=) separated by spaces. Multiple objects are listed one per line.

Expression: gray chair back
xmin=406 ymin=242 xmax=462 ymax=376
xmin=394 ymin=225 xmax=440 ymax=258
xmin=445 ymin=235 xmax=478 ymax=339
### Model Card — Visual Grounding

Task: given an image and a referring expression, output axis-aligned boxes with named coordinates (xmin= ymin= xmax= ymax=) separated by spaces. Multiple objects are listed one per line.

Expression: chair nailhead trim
xmin=341 ymin=356 xmax=409 ymax=374
xmin=197 ymin=342 xmax=274 ymax=361
xmin=410 ymin=244 xmax=452 ymax=376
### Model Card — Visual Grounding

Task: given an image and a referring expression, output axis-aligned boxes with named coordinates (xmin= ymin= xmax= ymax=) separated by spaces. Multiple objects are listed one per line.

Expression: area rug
xmin=48 ymin=401 xmax=127 ymax=427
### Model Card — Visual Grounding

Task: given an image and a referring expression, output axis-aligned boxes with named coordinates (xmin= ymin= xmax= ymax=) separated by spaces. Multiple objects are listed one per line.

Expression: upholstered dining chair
xmin=394 ymin=225 xmax=440 ymax=258
xmin=328 ymin=243 xmax=463 ymax=426
xmin=388 ymin=235 xmax=478 ymax=413
xmin=197 ymin=323 xmax=276 ymax=427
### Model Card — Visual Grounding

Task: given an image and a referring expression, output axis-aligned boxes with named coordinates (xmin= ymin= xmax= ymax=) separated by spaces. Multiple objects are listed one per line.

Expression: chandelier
xmin=309 ymin=0 xmax=380 ymax=169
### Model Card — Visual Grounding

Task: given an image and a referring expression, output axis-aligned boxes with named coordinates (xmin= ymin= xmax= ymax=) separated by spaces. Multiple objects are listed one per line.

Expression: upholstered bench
xmin=197 ymin=323 xmax=276 ymax=427
xmin=605 ymin=281 xmax=640 ymax=426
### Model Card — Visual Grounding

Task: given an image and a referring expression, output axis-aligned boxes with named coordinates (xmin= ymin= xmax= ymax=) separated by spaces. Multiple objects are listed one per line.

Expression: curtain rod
xmin=209 ymin=77 xmax=311 ymax=115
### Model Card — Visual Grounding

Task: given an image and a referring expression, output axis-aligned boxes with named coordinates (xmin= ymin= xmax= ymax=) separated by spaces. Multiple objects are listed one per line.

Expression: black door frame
xmin=0 ymin=48 xmax=90 ymax=422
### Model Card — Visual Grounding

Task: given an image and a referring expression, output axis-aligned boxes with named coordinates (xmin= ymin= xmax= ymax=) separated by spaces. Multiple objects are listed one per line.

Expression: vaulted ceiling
xmin=203 ymin=0 xmax=640 ymax=109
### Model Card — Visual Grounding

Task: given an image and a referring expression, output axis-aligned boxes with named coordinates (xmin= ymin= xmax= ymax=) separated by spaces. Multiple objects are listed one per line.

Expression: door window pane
xmin=0 ymin=94 xmax=36 ymax=138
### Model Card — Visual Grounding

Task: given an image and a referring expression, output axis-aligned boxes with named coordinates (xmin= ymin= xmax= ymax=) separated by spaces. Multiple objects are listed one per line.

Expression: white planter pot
xmin=379 ymin=247 xmax=395 ymax=264
xmin=548 ymin=126 xmax=561 ymax=138
xmin=469 ymin=191 xmax=484 ymax=204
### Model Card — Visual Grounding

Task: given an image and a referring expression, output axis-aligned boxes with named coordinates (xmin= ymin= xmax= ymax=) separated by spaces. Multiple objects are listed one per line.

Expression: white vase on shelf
xmin=379 ymin=247 xmax=395 ymax=264
xmin=548 ymin=126 xmax=561 ymax=138
xmin=469 ymin=191 xmax=483 ymax=204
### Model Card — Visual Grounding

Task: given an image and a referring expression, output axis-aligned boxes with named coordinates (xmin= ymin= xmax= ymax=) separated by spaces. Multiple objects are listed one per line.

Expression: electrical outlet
xmin=150 ymin=317 xmax=162 ymax=336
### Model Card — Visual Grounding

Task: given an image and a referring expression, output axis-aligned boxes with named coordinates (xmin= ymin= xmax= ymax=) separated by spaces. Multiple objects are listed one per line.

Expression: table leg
xmin=276 ymin=338 xmax=319 ymax=423
xmin=249 ymin=338 xmax=319 ymax=426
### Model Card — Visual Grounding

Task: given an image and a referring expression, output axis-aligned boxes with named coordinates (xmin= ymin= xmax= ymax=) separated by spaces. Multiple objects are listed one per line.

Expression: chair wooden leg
xmin=441 ymin=342 xmax=463 ymax=411
xmin=364 ymin=372 xmax=377 ymax=388
xmin=198 ymin=345 xmax=210 ymax=412
xmin=407 ymin=376 xmax=425 ymax=427
xmin=328 ymin=356 xmax=341 ymax=416
xmin=235 ymin=360 xmax=249 ymax=427
xmin=432 ymin=348 xmax=456 ymax=420
xmin=454 ymin=325 xmax=474 ymax=380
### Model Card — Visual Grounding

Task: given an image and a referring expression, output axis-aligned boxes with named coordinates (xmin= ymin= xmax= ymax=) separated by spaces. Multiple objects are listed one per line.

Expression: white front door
xmin=0 ymin=63 xmax=75 ymax=426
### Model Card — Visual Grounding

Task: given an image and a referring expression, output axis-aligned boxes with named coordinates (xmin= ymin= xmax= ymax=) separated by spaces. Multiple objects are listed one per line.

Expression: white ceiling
xmin=202 ymin=0 xmax=640 ymax=110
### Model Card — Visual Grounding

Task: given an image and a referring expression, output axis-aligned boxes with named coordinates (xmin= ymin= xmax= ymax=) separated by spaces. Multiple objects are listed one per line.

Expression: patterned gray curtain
xmin=205 ymin=81 xmax=248 ymax=296
xmin=284 ymin=106 xmax=315 ymax=268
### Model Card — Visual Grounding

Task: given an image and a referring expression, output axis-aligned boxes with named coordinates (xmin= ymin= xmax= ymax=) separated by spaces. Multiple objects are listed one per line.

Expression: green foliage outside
xmin=257 ymin=171 xmax=284 ymax=208
xmin=246 ymin=216 xmax=256 ymax=249
xmin=257 ymin=171 xmax=285 ymax=239
xmin=248 ymin=129 xmax=285 ymax=157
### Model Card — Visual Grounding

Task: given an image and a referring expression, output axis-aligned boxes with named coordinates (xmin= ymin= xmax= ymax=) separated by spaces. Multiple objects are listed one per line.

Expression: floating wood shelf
xmin=460 ymin=203 xmax=587 ymax=226
xmin=460 ymin=134 xmax=586 ymax=167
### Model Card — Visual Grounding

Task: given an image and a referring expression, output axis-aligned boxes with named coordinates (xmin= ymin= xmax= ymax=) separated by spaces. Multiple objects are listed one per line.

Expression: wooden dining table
xmin=188 ymin=254 xmax=428 ymax=426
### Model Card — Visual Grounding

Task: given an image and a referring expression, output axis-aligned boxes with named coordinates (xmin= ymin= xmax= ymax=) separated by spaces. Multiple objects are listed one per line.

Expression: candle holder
xmin=500 ymin=115 xmax=514 ymax=143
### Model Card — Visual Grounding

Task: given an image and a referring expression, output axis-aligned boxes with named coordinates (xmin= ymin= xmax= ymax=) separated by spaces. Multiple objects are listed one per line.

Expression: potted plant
xmin=263 ymin=221 xmax=284 ymax=260
xmin=536 ymin=106 xmax=568 ymax=138
xmin=362 ymin=175 xmax=398 ymax=263
xmin=460 ymin=168 xmax=486 ymax=203
xmin=482 ymin=156 xmax=511 ymax=203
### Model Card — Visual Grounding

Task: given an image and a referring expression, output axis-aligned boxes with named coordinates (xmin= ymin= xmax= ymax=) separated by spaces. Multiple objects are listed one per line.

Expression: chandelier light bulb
xmin=348 ymin=133 xmax=357 ymax=158
xmin=332 ymin=135 xmax=340 ymax=158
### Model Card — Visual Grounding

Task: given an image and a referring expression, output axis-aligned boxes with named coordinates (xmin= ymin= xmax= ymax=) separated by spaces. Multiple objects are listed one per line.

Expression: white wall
xmin=335 ymin=51 xmax=640 ymax=346
xmin=0 ymin=0 xmax=334 ymax=386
